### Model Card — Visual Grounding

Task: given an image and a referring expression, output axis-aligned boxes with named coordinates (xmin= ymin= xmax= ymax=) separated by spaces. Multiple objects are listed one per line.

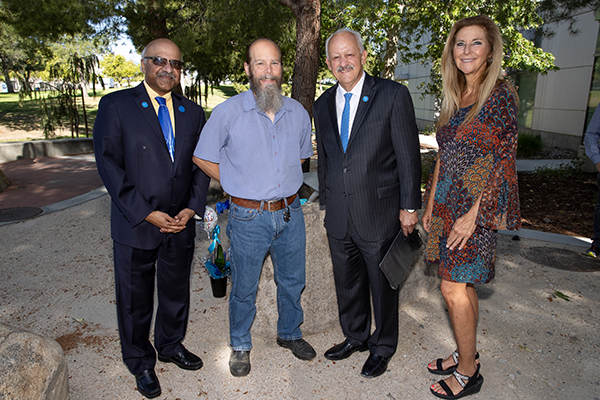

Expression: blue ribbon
xmin=204 ymin=259 xmax=230 ymax=279
xmin=207 ymin=225 xmax=221 ymax=253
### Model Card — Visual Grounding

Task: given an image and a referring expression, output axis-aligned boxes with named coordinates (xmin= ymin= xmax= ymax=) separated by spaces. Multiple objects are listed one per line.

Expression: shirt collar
xmin=336 ymin=71 xmax=366 ymax=100
xmin=144 ymin=81 xmax=172 ymax=102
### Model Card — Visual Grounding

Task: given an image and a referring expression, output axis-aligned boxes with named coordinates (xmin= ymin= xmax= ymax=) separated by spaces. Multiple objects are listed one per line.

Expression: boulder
xmin=253 ymin=203 xmax=339 ymax=337
xmin=0 ymin=323 xmax=69 ymax=400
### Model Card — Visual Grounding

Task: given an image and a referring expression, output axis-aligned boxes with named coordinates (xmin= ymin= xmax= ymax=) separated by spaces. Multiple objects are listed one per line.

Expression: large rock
xmin=252 ymin=203 xmax=440 ymax=338
xmin=0 ymin=323 xmax=69 ymax=400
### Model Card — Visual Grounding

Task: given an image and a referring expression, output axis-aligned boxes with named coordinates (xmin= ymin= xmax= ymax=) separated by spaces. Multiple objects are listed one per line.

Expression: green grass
xmin=0 ymin=89 xmax=119 ymax=140
xmin=0 ymin=86 xmax=239 ymax=140
xmin=1 ymin=83 xmax=331 ymax=140
xmin=201 ymin=85 xmax=238 ymax=118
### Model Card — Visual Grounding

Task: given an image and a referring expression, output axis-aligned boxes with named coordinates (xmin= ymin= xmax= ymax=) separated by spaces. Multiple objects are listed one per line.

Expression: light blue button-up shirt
xmin=585 ymin=104 xmax=600 ymax=167
xmin=194 ymin=89 xmax=313 ymax=200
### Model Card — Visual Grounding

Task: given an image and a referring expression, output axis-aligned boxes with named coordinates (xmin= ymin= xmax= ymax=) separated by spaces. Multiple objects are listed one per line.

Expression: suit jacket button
xmin=343 ymin=168 xmax=347 ymax=173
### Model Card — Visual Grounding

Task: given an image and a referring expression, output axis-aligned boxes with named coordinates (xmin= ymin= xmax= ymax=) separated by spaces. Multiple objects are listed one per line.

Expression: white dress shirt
xmin=335 ymin=71 xmax=366 ymax=140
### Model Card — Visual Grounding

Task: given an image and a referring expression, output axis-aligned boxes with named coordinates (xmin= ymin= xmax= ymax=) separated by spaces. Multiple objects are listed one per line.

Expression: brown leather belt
xmin=231 ymin=194 xmax=297 ymax=212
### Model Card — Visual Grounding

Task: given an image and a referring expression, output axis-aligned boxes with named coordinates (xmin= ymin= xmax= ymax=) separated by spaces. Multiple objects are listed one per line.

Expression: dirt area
xmin=519 ymin=172 xmax=597 ymax=238
xmin=2 ymin=195 xmax=600 ymax=400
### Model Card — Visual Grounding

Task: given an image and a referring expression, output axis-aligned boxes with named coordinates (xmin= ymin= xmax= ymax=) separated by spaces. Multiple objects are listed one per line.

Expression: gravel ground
xmin=1 ymin=194 xmax=600 ymax=399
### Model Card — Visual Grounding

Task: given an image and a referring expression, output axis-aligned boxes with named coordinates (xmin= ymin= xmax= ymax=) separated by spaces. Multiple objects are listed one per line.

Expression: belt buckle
xmin=266 ymin=199 xmax=280 ymax=212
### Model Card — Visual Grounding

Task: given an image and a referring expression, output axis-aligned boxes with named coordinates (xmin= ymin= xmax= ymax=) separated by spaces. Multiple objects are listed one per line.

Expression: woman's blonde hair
xmin=438 ymin=15 xmax=505 ymax=127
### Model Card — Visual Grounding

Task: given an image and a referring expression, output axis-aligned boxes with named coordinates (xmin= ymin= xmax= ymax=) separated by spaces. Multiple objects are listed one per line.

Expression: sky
xmin=112 ymin=36 xmax=140 ymax=64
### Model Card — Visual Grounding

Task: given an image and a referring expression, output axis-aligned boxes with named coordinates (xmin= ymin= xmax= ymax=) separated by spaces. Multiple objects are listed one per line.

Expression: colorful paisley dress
xmin=424 ymin=81 xmax=521 ymax=284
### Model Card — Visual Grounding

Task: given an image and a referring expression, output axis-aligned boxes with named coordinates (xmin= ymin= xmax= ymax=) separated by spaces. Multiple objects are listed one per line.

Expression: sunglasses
xmin=144 ymin=56 xmax=184 ymax=70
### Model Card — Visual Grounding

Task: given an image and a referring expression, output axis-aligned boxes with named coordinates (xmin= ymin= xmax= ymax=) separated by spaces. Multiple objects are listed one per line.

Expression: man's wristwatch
xmin=403 ymin=209 xmax=416 ymax=213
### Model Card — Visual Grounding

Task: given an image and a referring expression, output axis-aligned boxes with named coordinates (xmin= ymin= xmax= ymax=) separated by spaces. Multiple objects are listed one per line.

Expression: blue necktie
xmin=340 ymin=93 xmax=352 ymax=153
xmin=155 ymin=96 xmax=175 ymax=162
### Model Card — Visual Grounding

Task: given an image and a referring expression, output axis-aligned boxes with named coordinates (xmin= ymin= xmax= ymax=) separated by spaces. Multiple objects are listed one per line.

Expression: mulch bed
xmin=518 ymin=172 xmax=597 ymax=238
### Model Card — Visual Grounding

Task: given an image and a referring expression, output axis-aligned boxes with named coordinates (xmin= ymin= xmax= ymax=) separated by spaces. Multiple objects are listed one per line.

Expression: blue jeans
xmin=226 ymin=196 xmax=306 ymax=351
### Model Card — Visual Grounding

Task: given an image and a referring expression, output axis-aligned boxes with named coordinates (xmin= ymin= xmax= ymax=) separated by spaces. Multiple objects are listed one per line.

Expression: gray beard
xmin=250 ymin=74 xmax=284 ymax=114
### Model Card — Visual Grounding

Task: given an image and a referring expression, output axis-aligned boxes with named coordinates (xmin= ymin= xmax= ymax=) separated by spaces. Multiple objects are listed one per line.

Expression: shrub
xmin=532 ymin=157 xmax=585 ymax=179
xmin=420 ymin=125 xmax=436 ymax=136
xmin=517 ymin=133 xmax=544 ymax=158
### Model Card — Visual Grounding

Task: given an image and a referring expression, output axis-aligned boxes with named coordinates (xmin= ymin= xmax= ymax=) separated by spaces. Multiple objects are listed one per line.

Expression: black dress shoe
xmin=361 ymin=353 xmax=390 ymax=378
xmin=158 ymin=347 xmax=203 ymax=370
xmin=277 ymin=337 xmax=316 ymax=360
xmin=324 ymin=340 xmax=368 ymax=360
xmin=135 ymin=369 xmax=161 ymax=399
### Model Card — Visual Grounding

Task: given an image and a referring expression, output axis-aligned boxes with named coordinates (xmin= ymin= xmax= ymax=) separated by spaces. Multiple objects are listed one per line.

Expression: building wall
xmin=529 ymin=9 xmax=598 ymax=149
xmin=396 ymin=9 xmax=599 ymax=150
xmin=395 ymin=32 xmax=437 ymax=130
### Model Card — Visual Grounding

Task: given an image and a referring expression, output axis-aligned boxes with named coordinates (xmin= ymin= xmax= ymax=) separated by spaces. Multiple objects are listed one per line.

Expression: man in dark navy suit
xmin=94 ymin=38 xmax=209 ymax=398
xmin=314 ymin=29 xmax=421 ymax=378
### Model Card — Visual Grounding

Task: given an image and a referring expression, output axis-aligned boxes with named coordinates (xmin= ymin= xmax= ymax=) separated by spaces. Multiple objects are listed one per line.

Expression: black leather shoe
xmin=276 ymin=337 xmax=316 ymax=360
xmin=135 ymin=369 xmax=161 ymax=399
xmin=361 ymin=353 xmax=390 ymax=378
xmin=324 ymin=340 xmax=368 ymax=360
xmin=158 ymin=347 xmax=203 ymax=370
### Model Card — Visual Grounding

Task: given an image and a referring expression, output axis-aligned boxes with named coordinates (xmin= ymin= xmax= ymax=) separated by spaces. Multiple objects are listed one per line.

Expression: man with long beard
xmin=193 ymin=38 xmax=315 ymax=377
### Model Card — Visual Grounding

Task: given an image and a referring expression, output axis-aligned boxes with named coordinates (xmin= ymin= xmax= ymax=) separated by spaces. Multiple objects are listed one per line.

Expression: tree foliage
xmin=0 ymin=0 xmax=118 ymax=40
xmin=121 ymin=0 xmax=296 ymax=106
xmin=0 ymin=22 xmax=49 ymax=93
xmin=101 ymin=54 xmax=142 ymax=86
xmin=323 ymin=0 xmax=600 ymax=98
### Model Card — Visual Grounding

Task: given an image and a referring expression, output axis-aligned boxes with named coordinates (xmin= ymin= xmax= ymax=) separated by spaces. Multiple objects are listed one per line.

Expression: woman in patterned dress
xmin=422 ymin=15 xmax=521 ymax=399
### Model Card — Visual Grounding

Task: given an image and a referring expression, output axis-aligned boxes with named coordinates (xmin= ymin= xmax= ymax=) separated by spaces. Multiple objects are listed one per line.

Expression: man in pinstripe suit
xmin=314 ymin=28 xmax=421 ymax=378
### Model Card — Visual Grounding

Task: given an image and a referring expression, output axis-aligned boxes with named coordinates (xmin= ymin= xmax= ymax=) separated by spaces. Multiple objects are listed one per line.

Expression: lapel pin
xmin=179 ymin=106 xmax=185 ymax=113
xmin=362 ymin=96 xmax=369 ymax=102
xmin=142 ymin=101 xmax=149 ymax=108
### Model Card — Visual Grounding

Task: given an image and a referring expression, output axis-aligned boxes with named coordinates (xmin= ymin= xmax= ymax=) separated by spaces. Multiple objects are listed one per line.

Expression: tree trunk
xmin=1 ymin=57 xmax=15 ymax=93
xmin=80 ymin=80 xmax=90 ymax=101
xmin=148 ymin=0 xmax=169 ymax=38
xmin=0 ymin=167 xmax=10 ymax=193
xmin=278 ymin=0 xmax=320 ymax=172
xmin=277 ymin=0 xmax=321 ymax=121
xmin=80 ymin=84 xmax=89 ymax=137
xmin=382 ymin=28 xmax=399 ymax=80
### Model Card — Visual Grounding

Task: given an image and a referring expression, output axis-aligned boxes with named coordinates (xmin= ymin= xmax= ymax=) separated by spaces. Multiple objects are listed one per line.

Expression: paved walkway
xmin=1 ymin=139 xmax=599 ymax=399
xmin=0 ymin=154 xmax=104 ymax=210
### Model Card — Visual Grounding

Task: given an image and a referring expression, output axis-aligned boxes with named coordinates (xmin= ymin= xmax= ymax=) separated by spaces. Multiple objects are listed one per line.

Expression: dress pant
xmin=327 ymin=213 xmax=398 ymax=358
xmin=113 ymin=236 xmax=194 ymax=375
